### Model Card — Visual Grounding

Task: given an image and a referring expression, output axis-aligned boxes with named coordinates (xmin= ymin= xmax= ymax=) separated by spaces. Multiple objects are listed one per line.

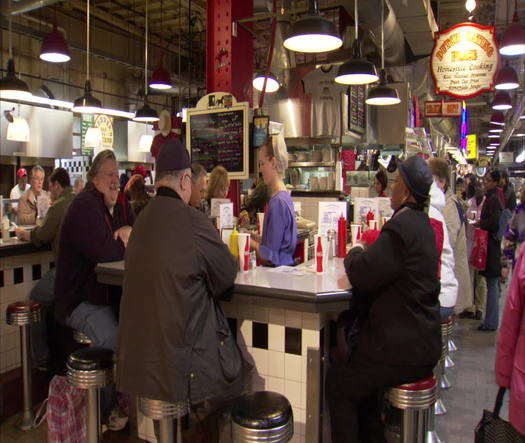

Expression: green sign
xmin=81 ymin=115 xmax=94 ymax=155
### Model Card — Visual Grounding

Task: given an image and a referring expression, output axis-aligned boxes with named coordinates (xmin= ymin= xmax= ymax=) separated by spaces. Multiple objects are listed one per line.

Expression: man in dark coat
xmin=54 ymin=149 xmax=134 ymax=350
xmin=477 ymin=169 xmax=503 ymax=331
xmin=117 ymin=139 xmax=250 ymax=435
xmin=326 ymin=156 xmax=441 ymax=442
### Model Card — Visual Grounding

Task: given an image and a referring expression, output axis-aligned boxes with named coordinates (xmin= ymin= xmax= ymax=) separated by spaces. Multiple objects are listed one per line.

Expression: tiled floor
xmin=0 ymin=290 xmax=514 ymax=442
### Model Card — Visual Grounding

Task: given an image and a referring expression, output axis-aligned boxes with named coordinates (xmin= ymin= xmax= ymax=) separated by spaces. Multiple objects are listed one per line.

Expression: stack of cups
xmin=257 ymin=212 xmax=265 ymax=235
xmin=237 ymin=233 xmax=251 ymax=273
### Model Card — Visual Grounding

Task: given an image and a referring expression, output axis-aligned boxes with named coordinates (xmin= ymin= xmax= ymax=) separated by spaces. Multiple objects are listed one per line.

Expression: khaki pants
xmin=466 ymin=267 xmax=487 ymax=313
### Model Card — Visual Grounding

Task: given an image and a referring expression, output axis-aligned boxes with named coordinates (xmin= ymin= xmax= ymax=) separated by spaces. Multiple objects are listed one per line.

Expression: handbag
xmin=475 ymin=387 xmax=525 ymax=443
xmin=470 ymin=228 xmax=489 ymax=271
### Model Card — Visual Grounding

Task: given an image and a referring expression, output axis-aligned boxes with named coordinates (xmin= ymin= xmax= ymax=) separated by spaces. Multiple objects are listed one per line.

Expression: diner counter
xmin=95 ymin=257 xmax=352 ymax=313
xmin=0 ymin=237 xmax=50 ymax=258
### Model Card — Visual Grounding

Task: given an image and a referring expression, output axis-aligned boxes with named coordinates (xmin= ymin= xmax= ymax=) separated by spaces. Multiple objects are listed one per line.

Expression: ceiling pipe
xmin=0 ymin=0 xmax=61 ymax=16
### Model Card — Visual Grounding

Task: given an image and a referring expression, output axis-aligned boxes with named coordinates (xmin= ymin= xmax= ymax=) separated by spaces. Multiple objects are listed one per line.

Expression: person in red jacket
xmin=496 ymin=244 xmax=525 ymax=437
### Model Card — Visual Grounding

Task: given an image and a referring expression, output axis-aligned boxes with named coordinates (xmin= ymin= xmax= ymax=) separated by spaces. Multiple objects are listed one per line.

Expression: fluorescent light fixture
xmin=7 ymin=117 xmax=30 ymax=142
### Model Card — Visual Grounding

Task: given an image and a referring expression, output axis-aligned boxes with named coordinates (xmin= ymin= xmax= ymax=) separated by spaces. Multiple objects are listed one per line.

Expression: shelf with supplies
xmin=288 ymin=162 xmax=335 ymax=168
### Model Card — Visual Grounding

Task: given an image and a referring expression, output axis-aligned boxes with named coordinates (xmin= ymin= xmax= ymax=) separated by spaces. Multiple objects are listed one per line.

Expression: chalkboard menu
xmin=348 ymin=85 xmax=366 ymax=134
xmin=188 ymin=106 xmax=248 ymax=179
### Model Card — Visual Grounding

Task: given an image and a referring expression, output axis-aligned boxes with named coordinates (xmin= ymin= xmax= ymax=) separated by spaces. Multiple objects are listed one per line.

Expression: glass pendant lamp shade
xmin=72 ymin=80 xmax=102 ymax=114
xmin=492 ymin=91 xmax=512 ymax=110
xmin=495 ymin=66 xmax=519 ymax=90
xmin=40 ymin=25 xmax=70 ymax=63
xmin=283 ymin=0 xmax=342 ymax=54
xmin=366 ymin=70 xmax=400 ymax=105
xmin=149 ymin=61 xmax=172 ymax=90
xmin=253 ymin=73 xmax=280 ymax=92
xmin=0 ymin=59 xmax=32 ymax=100
xmin=499 ymin=23 xmax=525 ymax=56
xmin=6 ymin=117 xmax=30 ymax=142
xmin=133 ymin=100 xmax=159 ymax=123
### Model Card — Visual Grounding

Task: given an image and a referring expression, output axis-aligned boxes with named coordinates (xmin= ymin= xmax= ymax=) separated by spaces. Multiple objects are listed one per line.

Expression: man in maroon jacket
xmin=54 ymin=150 xmax=134 ymax=351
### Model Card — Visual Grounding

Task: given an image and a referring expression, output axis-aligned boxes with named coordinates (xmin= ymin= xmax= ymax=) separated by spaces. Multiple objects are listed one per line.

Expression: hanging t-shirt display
xmin=303 ymin=68 xmax=346 ymax=138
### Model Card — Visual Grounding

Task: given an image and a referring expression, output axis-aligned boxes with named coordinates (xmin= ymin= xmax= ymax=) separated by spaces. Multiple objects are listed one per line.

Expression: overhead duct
xmin=1 ymin=0 xmax=62 ymax=16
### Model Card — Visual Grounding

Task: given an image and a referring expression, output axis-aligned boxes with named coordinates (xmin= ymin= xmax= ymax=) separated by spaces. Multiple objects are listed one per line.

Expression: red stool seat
xmin=393 ymin=376 xmax=437 ymax=392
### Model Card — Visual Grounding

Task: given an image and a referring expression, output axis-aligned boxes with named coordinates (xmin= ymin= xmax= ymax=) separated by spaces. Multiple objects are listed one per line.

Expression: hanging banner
xmin=466 ymin=134 xmax=477 ymax=159
xmin=430 ymin=22 xmax=499 ymax=98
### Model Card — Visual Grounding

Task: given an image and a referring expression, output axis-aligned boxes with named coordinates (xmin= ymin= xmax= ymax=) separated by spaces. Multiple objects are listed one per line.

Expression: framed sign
xmin=348 ymin=85 xmax=366 ymax=134
xmin=186 ymin=92 xmax=249 ymax=180
xmin=430 ymin=22 xmax=499 ymax=98
xmin=252 ymin=115 xmax=269 ymax=148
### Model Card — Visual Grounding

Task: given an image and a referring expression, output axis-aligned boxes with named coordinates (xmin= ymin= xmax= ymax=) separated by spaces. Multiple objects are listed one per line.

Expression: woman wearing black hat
xmin=326 ymin=156 xmax=441 ymax=442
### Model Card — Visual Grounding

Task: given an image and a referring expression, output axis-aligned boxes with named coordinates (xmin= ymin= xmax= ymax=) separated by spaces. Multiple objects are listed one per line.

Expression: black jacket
xmin=344 ymin=205 xmax=441 ymax=366
xmin=480 ymin=188 xmax=502 ymax=278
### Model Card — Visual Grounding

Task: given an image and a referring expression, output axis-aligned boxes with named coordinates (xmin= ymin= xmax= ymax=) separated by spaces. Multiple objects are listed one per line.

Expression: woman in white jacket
xmin=430 ymin=182 xmax=459 ymax=317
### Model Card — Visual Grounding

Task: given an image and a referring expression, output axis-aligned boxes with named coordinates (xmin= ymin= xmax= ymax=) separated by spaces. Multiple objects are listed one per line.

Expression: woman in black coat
xmin=326 ymin=156 xmax=441 ymax=442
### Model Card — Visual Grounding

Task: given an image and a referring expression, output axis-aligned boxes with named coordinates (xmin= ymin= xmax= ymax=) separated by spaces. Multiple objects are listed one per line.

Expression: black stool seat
xmin=231 ymin=391 xmax=292 ymax=430
xmin=67 ymin=347 xmax=114 ymax=371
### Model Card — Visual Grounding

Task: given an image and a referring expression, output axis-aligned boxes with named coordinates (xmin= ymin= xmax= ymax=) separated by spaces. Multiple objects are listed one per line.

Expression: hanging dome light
xmin=40 ymin=24 xmax=70 ymax=63
xmin=500 ymin=23 xmax=525 ymax=56
xmin=133 ymin=98 xmax=159 ymax=123
xmin=492 ymin=91 xmax=512 ymax=110
xmin=0 ymin=59 xmax=32 ymax=100
xmin=488 ymin=124 xmax=503 ymax=133
xmin=149 ymin=60 xmax=172 ymax=90
xmin=488 ymin=133 xmax=500 ymax=139
xmin=72 ymin=0 xmax=102 ymax=113
xmin=365 ymin=1 xmax=399 ymax=106
xmin=253 ymin=73 xmax=280 ymax=92
xmin=366 ymin=69 xmax=400 ymax=106
xmin=335 ymin=0 xmax=378 ymax=85
xmin=72 ymin=80 xmax=102 ymax=114
xmin=495 ymin=65 xmax=519 ymax=90
xmin=283 ymin=0 xmax=342 ymax=53
xmin=490 ymin=111 xmax=505 ymax=126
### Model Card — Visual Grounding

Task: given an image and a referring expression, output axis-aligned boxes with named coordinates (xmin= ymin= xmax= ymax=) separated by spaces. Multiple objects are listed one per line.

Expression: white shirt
xmin=9 ymin=183 xmax=30 ymax=200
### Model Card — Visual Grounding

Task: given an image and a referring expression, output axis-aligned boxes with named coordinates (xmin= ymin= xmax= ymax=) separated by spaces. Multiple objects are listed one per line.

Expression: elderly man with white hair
xmin=250 ymin=135 xmax=298 ymax=266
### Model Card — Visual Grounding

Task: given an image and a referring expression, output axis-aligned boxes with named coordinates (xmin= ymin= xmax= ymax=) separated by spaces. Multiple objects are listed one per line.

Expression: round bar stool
xmin=434 ymin=320 xmax=450 ymax=417
xmin=443 ymin=319 xmax=455 ymax=369
xmin=385 ymin=377 xmax=437 ymax=443
xmin=139 ymin=397 xmax=188 ymax=443
xmin=448 ymin=316 xmax=458 ymax=352
xmin=67 ymin=347 xmax=114 ymax=443
xmin=231 ymin=391 xmax=293 ymax=442
xmin=6 ymin=301 xmax=42 ymax=430
xmin=73 ymin=329 xmax=92 ymax=345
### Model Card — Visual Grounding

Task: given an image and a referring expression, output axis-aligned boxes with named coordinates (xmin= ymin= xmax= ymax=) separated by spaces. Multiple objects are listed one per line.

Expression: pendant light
xmin=494 ymin=65 xmax=519 ymax=90
xmin=499 ymin=0 xmax=525 ymax=56
xmin=491 ymin=91 xmax=512 ymax=110
xmin=490 ymin=111 xmax=505 ymax=126
xmin=335 ymin=0 xmax=378 ymax=85
xmin=366 ymin=1 xmax=400 ymax=106
xmin=253 ymin=72 xmax=280 ymax=93
xmin=283 ymin=0 xmax=342 ymax=53
xmin=149 ymin=0 xmax=172 ymax=90
xmin=134 ymin=0 xmax=159 ymax=123
xmin=72 ymin=0 xmax=102 ymax=113
xmin=488 ymin=124 xmax=503 ymax=133
xmin=40 ymin=24 xmax=70 ymax=63
xmin=0 ymin=0 xmax=32 ymax=100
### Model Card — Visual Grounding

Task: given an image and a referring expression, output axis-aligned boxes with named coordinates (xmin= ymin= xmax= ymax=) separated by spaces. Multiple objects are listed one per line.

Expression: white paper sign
xmin=377 ymin=197 xmax=394 ymax=220
xmin=218 ymin=202 xmax=234 ymax=230
xmin=210 ymin=198 xmax=231 ymax=217
xmin=318 ymin=201 xmax=347 ymax=235
xmin=353 ymin=198 xmax=379 ymax=225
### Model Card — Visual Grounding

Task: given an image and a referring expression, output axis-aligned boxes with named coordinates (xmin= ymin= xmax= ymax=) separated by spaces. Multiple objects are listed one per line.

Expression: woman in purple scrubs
xmin=250 ymin=136 xmax=297 ymax=266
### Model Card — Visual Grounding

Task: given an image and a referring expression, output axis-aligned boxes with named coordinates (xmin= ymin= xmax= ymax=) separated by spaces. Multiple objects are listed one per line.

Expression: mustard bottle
xmin=230 ymin=226 xmax=239 ymax=258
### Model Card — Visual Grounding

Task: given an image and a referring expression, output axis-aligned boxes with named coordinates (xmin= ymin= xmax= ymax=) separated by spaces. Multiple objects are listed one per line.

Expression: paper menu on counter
xmin=377 ymin=197 xmax=393 ymax=220
xmin=210 ymin=198 xmax=231 ymax=217
xmin=218 ymin=202 xmax=234 ymax=230
xmin=353 ymin=198 xmax=379 ymax=225
xmin=318 ymin=201 xmax=347 ymax=234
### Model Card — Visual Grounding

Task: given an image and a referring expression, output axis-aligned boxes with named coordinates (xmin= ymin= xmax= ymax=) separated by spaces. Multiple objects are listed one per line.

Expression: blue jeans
xmin=483 ymin=277 xmax=500 ymax=329
xmin=30 ymin=268 xmax=56 ymax=363
xmin=66 ymin=301 xmax=118 ymax=351
xmin=439 ymin=306 xmax=454 ymax=320
xmin=66 ymin=301 xmax=119 ymax=415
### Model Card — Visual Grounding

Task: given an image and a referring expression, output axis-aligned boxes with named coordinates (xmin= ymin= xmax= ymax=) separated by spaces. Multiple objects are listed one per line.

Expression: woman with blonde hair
xmin=250 ymin=135 xmax=297 ymax=266
xmin=207 ymin=165 xmax=230 ymax=200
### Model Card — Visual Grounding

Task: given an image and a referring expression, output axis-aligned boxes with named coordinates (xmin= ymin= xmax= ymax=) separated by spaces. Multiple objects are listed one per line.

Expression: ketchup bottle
xmin=337 ymin=215 xmax=347 ymax=258
xmin=316 ymin=235 xmax=324 ymax=274
xmin=366 ymin=210 xmax=375 ymax=228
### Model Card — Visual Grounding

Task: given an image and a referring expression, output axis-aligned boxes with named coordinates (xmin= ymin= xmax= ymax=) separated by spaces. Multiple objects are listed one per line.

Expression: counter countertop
xmin=96 ymin=258 xmax=352 ymax=313
xmin=0 ymin=237 xmax=50 ymax=258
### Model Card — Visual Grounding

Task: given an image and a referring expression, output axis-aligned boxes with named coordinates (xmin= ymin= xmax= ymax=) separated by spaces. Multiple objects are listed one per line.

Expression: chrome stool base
xmin=440 ymin=373 xmax=451 ymax=390
xmin=448 ymin=339 xmax=457 ymax=352
xmin=426 ymin=429 xmax=443 ymax=443
xmin=434 ymin=398 xmax=447 ymax=416
xmin=139 ymin=397 xmax=188 ymax=443
xmin=444 ymin=355 xmax=454 ymax=369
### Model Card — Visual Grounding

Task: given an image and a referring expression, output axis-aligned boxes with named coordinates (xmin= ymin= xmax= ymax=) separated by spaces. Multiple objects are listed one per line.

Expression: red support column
xmin=207 ymin=0 xmax=253 ymax=216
